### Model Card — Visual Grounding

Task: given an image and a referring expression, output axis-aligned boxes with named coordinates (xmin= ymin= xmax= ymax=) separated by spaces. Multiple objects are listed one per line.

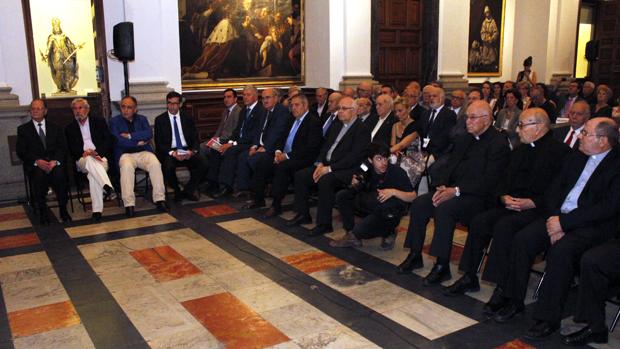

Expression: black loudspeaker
xmin=585 ymin=40 xmax=599 ymax=61
xmin=113 ymin=22 xmax=134 ymax=61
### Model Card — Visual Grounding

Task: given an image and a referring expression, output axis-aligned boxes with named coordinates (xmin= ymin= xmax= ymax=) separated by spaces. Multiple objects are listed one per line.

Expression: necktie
xmin=323 ymin=114 xmax=335 ymax=136
xmin=37 ymin=122 xmax=46 ymax=149
xmin=284 ymin=118 xmax=302 ymax=153
xmin=565 ymin=129 xmax=575 ymax=146
xmin=428 ymin=109 xmax=437 ymax=127
xmin=260 ymin=111 xmax=271 ymax=145
xmin=216 ymin=108 xmax=230 ymax=137
xmin=173 ymin=116 xmax=184 ymax=149
xmin=240 ymin=108 xmax=251 ymax=138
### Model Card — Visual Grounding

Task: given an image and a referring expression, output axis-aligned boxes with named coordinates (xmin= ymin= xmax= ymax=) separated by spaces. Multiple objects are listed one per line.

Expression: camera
xmin=350 ymin=160 xmax=372 ymax=192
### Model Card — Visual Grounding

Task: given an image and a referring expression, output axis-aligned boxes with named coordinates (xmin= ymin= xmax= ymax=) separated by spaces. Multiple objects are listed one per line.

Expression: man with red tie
xmin=553 ymin=100 xmax=590 ymax=150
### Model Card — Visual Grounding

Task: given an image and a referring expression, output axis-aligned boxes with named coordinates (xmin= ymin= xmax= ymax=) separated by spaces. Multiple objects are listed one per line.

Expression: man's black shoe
xmin=423 ymin=264 xmax=451 ymax=286
xmin=103 ymin=184 xmax=114 ymax=197
xmin=308 ymin=224 xmax=333 ymax=237
xmin=286 ymin=214 xmax=312 ymax=227
xmin=242 ymin=200 xmax=266 ymax=210
xmin=155 ymin=201 xmax=169 ymax=212
xmin=443 ymin=273 xmax=480 ymax=296
xmin=92 ymin=212 xmax=102 ymax=222
xmin=524 ymin=320 xmax=559 ymax=340
xmin=561 ymin=325 xmax=608 ymax=346
xmin=212 ymin=186 xmax=232 ymax=199
xmin=396 ymin=252 xmax=423 ymax=274
xmin=483 ymin=287 xmax=508 ymax=316
xmin=125 ymin=206 xmax=135 ymax=218
xmin=493 ymin=301 xmax=524 ymax=323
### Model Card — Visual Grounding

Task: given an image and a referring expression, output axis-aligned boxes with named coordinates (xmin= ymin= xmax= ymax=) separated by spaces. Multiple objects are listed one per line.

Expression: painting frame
xmin=179 ymin=0 xmax=305 ymax=91
xmin=467 ymin=0 xmax=505 ymax=77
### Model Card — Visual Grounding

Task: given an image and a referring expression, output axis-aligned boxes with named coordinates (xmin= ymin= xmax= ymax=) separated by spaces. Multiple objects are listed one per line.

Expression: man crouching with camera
xmin=330 ymin=142 xmax=417 ymax=249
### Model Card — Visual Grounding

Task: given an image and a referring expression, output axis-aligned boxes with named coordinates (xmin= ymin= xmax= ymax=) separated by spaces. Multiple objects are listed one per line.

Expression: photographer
xmin=331 ymin=142 xmax=417 ymax=249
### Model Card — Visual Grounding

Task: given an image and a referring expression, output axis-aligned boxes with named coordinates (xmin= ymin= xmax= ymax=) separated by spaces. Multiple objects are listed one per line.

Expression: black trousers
xmin=532 ymin=227 xmax=611 ymax=324
xmin=30 ymin=165 xmax=68 ymax=212
xmin=293 ymin=166 xmax=350 ymax=226
xmin=573 ymin=240 xmax=620 ymax=332
xmin=404 ymin=192 xmax=484 ymax=261
xmin=458 ymin=207 xmax=540 ymax=280
xmin=161 ymin=153 xmax=208 ymax=194
xmin=251 ymin=157 xmax=309 ymax=206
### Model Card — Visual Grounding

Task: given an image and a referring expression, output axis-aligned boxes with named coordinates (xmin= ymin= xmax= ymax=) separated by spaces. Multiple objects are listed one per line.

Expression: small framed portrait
xmin=467 ymin=0 xmax=505 ymax=76
xmin=179 ymin=0 xmax=304 ymax=90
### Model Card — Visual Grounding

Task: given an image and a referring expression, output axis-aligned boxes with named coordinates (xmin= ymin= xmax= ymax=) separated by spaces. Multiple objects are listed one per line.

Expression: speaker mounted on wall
xmin=113 ymin=22 xmax=134 ymax=61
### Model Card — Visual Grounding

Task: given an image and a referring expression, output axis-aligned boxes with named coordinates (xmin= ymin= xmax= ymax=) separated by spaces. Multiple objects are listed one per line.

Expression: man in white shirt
xmin=553 ymin=100 xmax=590 ymax=150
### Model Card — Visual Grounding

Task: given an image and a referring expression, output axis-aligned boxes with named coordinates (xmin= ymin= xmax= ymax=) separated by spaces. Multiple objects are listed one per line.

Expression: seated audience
xmin=321 ymin=92 xmax=343 ymax=137
xmin=580 ymin=80 xmax=597 ymax=106
xmin=449 ymin=89 xmax=467 ymax=119
xmin=311 ymin=87 xmax=330 ymax=121
xmin=553 ymin=100 xmax=590 ymax=150
xmin=490 ymin=118 xmax=620 ymax=331
xmin=443 ymin=108 xmax=569 ymax=299
xmin=490 ymin=81 xmax=503 ymax=117
xmin=391 ymin=99 xmax=424 ymax=188
xmin=481 ymin=81 xmax=493 ymax=104
xmin=65 ymin=98 xmax=114 ymax=222
xmin=503 ymin=80 xmax=515 ymax=92
xmin=494 ymin=89 xmax=522 ymax=148
xmin=331 ymin=142 xmax=416 ymax=249
xmin=592 ymin=84 xmax=614 ymax=117
xmin=452 ymin=89 xmax=482 ymax=139
xmin=288 ymin=96 xmax=370 ymax=236
xmin=517 ymin=81 xmax=532 ymax=110
xmin=529 ymin=83 xmax=558 ymax=124
xmin=559 ymin=80 xmax=581 ymax=118
xmin=367 ymin=94 xmax=396 ymax=146
xmin=110 ymin=96 xmax=167 ymax=217
xmin=380 ymin=84 xmax=399 ymax=100
xmin=342 ymin=87 xmax=356 ymax=99
xmin=397 ymin=101 xmax=510 ymax=285
xmin=356 ymin=97 xmax=374 ymax=123
xmin=17 ymin=99 xmax=71 ymax=224
xmin=402 ymin=84 xmax=425 ymax=121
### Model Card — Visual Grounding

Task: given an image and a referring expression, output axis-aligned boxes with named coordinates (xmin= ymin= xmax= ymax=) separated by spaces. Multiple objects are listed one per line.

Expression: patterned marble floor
xmin=0 ymin=197 xmax=617 ymax=349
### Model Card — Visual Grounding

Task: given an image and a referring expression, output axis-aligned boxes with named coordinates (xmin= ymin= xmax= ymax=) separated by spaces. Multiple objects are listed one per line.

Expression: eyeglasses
xmin=465 ymin=114 xmax=488 ymax=120
xmin=337 ymin=106 xmax=355 ymax=111
xmin=517 ymin=121 xmax=540 ymax=128
xmin=580 ymin=130 xmax=603 ymax=138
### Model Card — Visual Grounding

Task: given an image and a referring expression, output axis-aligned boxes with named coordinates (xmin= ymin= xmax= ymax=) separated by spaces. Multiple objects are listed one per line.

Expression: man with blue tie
xmin=154 ymin=91 xmax=207 ymax=202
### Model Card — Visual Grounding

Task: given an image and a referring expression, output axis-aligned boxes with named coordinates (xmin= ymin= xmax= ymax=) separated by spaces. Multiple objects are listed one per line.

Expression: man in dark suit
xmin=288 ymin=96 xmax=371 ymax=236
xmin=558 ymin=80 xmax=581 ymax=118
xmin=552 ymin=100 xmax=589 ymax=150
xmin=248 ymin=94 xmax=323 ymax=214
xmin=65 ymin=98 xmax=114 ymax=221
xmin=356 ymin=97 xmax=375 ymax=123
xmin=397 ymin=101 xmax=510 ymax=285
xmin=236 ymin=88 xmax=291 ymax=201
xmin=320 ymin=92 xmax=342 ymax=137
xmin=154 ymin=91 xmax=207 ymax=202
xmin=311 ymin=87 xmax=330 ymax=122
xmin=17 ymin=99 xmax=71 ymax=224
xmin=365 ymin=94 xmax=396 ymax=147
xmin=443 ymin=108 xmax=570 ymax=300
xmin=413 ymin=86 xmax=457 ymax=161
xmin=501 ymin=118 xmax=620 ymax=340
xmin=404 ymin=81 xmax=426 ymax=121
xmin=210 ymin=85 xmax=266 ymax=198
xmin=529 ymin=83 xmax=558 ymax=124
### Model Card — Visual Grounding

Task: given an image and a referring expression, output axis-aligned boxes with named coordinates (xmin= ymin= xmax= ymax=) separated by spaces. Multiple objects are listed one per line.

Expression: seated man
xmin=397 ymin=100 xmax=510 ymax=285
xmin=560 ymin=239 xmax=620 ymax=346
xmin=209 ymin=85 xmax=266 ymax=198
xmin=553 ymin=100 xmax=590 ymax=150
xmin=257 ymin=94 xmax=323 ymax=216
xmin=65 ymin=98 xmax=115 ymax=222
xmin=154 ymin=91 xmax=207 ymax=202
xmin=507 ymin=118 xmax=620 ymax=339
xmin=288 ymin=96 xmax=371 ymax=236
xmin=110 ymin=96 xmax=167 ymax=217
xmin=17 ymin=99 xmax=71 ymax=224
xmin=236 ymin=88 xmax=291 ymax=201
xmin=331 ymin=142 xmax=417 ymax=249
xmin=443 ymin=108 xmax=570 ymax=299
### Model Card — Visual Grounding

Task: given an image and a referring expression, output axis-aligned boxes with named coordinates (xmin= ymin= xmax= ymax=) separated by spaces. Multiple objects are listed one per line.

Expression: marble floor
xmin=0 ymin=195 xmax=618 ymax=349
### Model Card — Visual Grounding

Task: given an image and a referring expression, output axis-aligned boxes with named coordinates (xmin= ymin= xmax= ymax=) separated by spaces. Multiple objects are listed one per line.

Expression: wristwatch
xmin=454 ymin=186 xmax=461 ymax=197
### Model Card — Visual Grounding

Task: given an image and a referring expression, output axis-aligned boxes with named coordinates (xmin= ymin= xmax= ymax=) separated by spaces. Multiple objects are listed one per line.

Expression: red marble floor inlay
xmin=282 ymin=250 xmax=346 ymax=274
xmin=8 ymin=300 xmax=81 ymax=338
xmin=495 ymin=339 xmax=536 ymax=349
xmin=130 ymin=245 xmax=202 ymax=282
xmin=182 ymin=292 xmax=289 ymax=349
xmin=0 ymin=212 xmax=28 ymax=222
xmin=193 ymin=204 xmax=238 ymax=218
xmin=0 ymin=233 xmax=40 ymax=250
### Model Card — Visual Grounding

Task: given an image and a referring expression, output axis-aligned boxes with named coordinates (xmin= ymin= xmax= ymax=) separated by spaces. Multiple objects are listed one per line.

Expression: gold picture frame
xmin=467 ymin=0 xmax=505 ymax=77
xmin=179 ymin=0 xmax=305 ymax=90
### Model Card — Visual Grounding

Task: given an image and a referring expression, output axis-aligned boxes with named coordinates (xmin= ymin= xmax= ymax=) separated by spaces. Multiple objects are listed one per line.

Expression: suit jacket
xmin=109 ymin=113 xmax=154 ymax=165
xmin=434 ymin=126 xmax=510 ymax=207
xmin=284 ymin=113 xmax=323 ymax=166
xmin=367 ymin=111 xmax=396 ymax=146
xmin=412 ymin=106 xmax=457 ymax=158
xmin=214 ymin=104 xmax=241 ymax=141
xmin=321 ymin=112 xmax=341 ymax=138
xmin=311 ymin=101 xmax=330 ymax=122
xmin=17 ymin=119 xmax=68 ymax=171
xmin=65 ymin=116 xmax=113 ymax=163
xmin=154 ymin=111 xmax=200 ymax=159
xmin=317 ymin=118 xmax=371 ymax=180
xmin=552 ymin=125 xmax=580 ymax=151
xmin=230 ymin=103 xmax=266 ymax=146
xmin=252 ymin=103 xmax=292 ymax=153
xmin=409 ymin=103 xmax=426 ymax=121
xmin=544 ymin=147 xmax=620 ymax=238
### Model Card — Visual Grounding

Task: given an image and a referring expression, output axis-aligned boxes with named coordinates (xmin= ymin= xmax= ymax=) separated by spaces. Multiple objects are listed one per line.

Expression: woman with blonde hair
xmin=390 ymin=99 xmax=425 ymax=188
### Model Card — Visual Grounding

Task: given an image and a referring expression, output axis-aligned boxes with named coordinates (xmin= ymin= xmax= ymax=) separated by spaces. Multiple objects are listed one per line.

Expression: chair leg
xmin=477 ymin=239 xmax=493 ymax=274
xmin=610 ymin=305 xmax=620 ymax=333
xmin=533 ymin=271 xmax=545 ymax=300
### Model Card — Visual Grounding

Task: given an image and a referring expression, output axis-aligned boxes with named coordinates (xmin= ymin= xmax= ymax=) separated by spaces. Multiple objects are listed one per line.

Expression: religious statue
xmin=479 ymin=5 xmax=499 ymax=67
xmin=39 ymin=17 xmax=84 ymax=94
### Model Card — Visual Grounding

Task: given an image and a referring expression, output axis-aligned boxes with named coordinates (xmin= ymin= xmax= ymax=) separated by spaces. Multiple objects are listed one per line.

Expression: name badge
xmin=423 ymin=137 xmax=430 ymax=148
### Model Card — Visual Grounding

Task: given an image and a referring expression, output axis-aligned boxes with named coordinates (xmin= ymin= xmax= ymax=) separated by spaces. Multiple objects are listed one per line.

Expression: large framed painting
xmin=22 ymin=0 xmax=100 ymax=98
xmin=467 ymin=0 xmax=505 ymax=76
xmin=179 ymin=0 xmax=304 ymax=90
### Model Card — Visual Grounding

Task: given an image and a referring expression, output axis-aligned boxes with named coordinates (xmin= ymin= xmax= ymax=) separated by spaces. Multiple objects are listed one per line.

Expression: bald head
xmin=465 ymin=100 xmax=493 ymax=136
xmin=357 ymin=81 xmax=373 ymax=99
xmin=327 ymin=92 xmax=343 ymax=113
xmin=517 ymin=108 xmax=550 ymax=144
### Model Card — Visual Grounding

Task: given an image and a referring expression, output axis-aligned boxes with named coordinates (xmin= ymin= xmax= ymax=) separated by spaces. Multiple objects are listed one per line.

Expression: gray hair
xmin=243 ymin=85 xmax=258 ymax=96
xmin=71 ymin=97 xmax=90 ymax=108
xmin=595 ymin=118 xmax=619 ymax=145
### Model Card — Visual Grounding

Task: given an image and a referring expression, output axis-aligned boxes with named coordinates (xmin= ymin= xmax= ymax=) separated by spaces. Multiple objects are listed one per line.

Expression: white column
xmin=437 ymin=0 xmax=470 ymax=90
xmin=0 ymin=0 xmax=32 ymax=103
xmin=305 ymin=0 xmax=332 ymax=88
xmin=340 ymin=0 xmax=373 ymax=87
xmin=546 ymin=0 xmax=579 ymax=85
xmin=512 ymin=0 xmax=552 ymax=82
